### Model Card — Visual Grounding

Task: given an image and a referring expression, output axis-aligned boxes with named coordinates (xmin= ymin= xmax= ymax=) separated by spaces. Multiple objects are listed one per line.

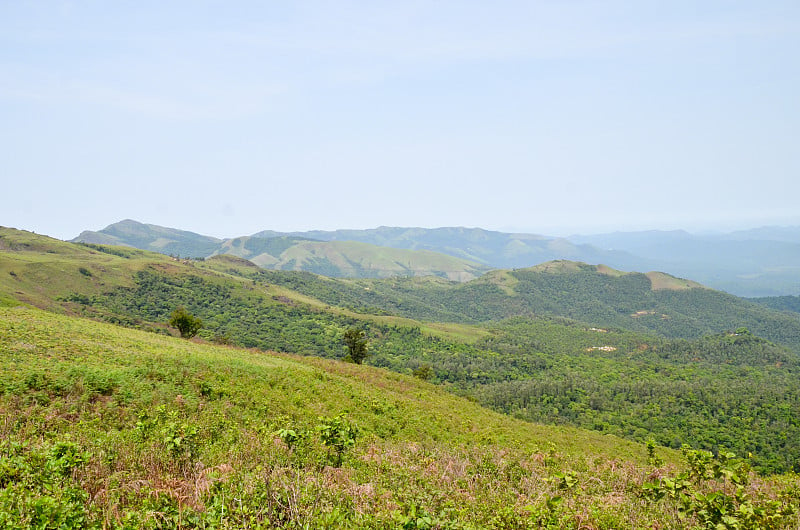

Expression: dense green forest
xmin=751 ymin=294 xmax=800 ymax=314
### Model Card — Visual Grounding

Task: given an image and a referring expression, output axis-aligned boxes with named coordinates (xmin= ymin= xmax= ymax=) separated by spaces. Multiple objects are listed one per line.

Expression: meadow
xmin=2 ymin=307 xmax=798 ymax=528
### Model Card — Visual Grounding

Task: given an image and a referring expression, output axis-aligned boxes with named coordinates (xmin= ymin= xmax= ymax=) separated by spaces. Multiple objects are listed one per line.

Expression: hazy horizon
xmin=3 ymin=2 xmax=799 ymax=241
xmin=23 ymin=216 xmax=798 ymax=243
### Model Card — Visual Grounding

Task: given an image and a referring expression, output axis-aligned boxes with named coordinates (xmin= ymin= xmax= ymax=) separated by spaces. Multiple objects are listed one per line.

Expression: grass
xmin=0 ymin=227 xmax=182 ymax=310
xmin=646 ymin=271 xmax=704 ymax=291
xmin=2 ymin=306 xmax=799 ymax=528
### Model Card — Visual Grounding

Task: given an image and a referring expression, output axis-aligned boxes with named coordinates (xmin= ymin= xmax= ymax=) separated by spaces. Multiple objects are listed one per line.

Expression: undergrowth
xmin=1 ymin=307 xmax=798 ymax=528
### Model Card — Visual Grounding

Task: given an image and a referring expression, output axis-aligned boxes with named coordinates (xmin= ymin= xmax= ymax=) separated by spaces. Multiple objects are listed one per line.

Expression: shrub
xmin=317 ymin=414 xmax=357 ymax=467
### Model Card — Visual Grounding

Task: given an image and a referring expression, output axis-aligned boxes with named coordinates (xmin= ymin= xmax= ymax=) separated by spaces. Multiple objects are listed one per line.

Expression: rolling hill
xmin=5 ymin=226 xmax=800 ymax=476
xmin=73 ymin=220 xmax=491 ymax=281
xmin=73 ymin=219 xmax=800 ymax=296
xmin=73 ymin=218 xmax=223 ymax=258
xmin=569 ymin=228 xmax=800 ymax=296
xmin=211 ymin=236 xmax=490 ymax=281
xmin=251 ymin=225 xmax=646 ymax=271
xmin=257 ymin=260 xmax=800 ymax=351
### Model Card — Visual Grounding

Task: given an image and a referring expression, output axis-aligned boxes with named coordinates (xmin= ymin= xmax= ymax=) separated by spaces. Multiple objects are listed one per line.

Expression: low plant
xmin=317 ymin=414 xmax=357 ymax=467
xmin=642 ymin=446 xmax=798 ymax=529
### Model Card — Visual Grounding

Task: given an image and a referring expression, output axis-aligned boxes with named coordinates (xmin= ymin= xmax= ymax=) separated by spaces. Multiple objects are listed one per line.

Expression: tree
xmin=169 ymin=306 xmax=202 ymax=338
xmin=343 ymin=327 xmax=369 ymax=364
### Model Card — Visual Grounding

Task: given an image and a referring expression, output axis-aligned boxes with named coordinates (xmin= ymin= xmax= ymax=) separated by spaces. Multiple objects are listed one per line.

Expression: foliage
xmin=9 ymin=307 xmax=772 ymax=527
xmin=643 ymin=446 xmax=798 ymax=528
xmin=751 ymin=295 xmax=800 ymax=315
xmin=343 ymin=327 xmax=369 ymax=364
xmin=253 ymin=264 xmax=800 ymax=350
xmin=168 ymin=306 xmax=203 ymax=338
xmin=412 ymin=364 xmax=434 ymax=381
xmin=317 ymin=414 xmax=358 ymax=466
xmin=62 ymin=269 xmax=800 ymax=473
xmin=5 ymin=230 xmax=800 ymax=478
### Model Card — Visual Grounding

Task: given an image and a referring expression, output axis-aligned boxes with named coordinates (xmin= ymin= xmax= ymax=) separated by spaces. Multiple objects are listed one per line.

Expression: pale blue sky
xmin=2 ymin=1 xmax=799 ymax=240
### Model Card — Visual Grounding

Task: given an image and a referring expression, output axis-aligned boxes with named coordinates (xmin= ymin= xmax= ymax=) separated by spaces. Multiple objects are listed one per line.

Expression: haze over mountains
xmin=73 ymin=219 xmax=800 ymax=296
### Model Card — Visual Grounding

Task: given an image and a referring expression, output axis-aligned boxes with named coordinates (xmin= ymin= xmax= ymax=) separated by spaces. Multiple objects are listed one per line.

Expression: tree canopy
xmin=343 ymin=328 xmax=369 ymax=364
xmin=168 ymin=306 xmax=203 ymax=338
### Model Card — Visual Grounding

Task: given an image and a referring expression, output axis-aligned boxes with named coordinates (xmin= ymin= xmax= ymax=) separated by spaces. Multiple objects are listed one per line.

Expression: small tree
xmin=169 ymin=306 xmax=202 ymax=338
xmin=343 ymin=327 xmax=369 ymax=364
xmin=317 ymin=414 xmax=357 ymax=467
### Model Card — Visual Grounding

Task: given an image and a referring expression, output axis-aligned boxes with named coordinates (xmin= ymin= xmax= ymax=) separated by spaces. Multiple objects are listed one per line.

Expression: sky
xmin=2 ymin=1 xmax=799 ymax=240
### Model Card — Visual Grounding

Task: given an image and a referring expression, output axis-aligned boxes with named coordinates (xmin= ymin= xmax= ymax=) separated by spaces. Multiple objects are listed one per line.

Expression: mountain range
xmin=72 ymin=219 xmax=800 ymax=296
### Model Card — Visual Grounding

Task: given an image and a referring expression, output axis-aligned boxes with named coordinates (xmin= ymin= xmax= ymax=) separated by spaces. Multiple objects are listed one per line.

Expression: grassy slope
xmin=5 ymin=229 xmax=800 ymax=472
xmin=0 ymin=306 xmax=696 ymax=529
xmin=3 ymin=232 xmax=800 ymax=526
xmin=0 ymin=229 xmax=487 ymax=346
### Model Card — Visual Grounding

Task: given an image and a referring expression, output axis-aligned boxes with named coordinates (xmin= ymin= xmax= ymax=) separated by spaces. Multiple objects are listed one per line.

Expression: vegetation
xmin=253 ymin=263 xmax=800 ymax=350
xmin=343 ymin=328 xmax=369 ymax=364
xmin=75 ymin=219 xmax=800 ymax=296
xmin=4 ymin=227 xmax=800 ymax=476
xmin=2 ymin=307 xmax=798 ymax=528
xmin=168 ymin=306 xmax=203 ymax=338
xmin=74 ymin=220 xmax=491 ymax=281
xmin=751 ymin=295 xmax=800 ymax=315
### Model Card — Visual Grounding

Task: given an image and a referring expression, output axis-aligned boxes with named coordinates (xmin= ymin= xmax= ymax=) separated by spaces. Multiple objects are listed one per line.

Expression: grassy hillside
xmin=3 ymin=306 xmax=800 ymax=529
xmin=74 ymin=220 xmax=800 ymax=295
xmin=73 ymin=219 xmax=222 ymax=258
xmin=5 ymin=228 xmax=800 ymax=474
xmin=252 ymin=225 xmax=645 ymax=271
xmin=211 ymin=237 xmax=490 ymax=281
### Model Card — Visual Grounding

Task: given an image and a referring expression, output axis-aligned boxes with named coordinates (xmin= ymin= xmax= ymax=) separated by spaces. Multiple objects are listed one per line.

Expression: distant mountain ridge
xmin=73 ymin=220 xmax=491 ymax=281
xmin=73 ymin=219 xmax=222 ymax=258
xmin=569 ymin=228 xmax=800 ymax=296
xmin=73 ymin=219 xmax=800 ymax=295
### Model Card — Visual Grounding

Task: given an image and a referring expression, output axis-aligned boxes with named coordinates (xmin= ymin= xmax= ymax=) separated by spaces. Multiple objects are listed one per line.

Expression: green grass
xmin=0 ymin=227 xmax=181 ymax=310
xmin=3 ymin=306 xmax=798 ymax=528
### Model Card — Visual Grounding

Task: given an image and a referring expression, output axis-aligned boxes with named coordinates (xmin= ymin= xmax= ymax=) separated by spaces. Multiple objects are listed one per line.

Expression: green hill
xmin=73 ymin=220 xmax=491 ymax=281
xmin=211 ymin=236 xmax=490 ymax=281
xmin=74 ymin=220 xmax=800 ymax=296
xmin=257 ymin=260 xmax=800 ymax=351
xmin=251 ymin=225 xmax=644 ymax=271
xmin=73 ymin=219 xmax=223 ymax=258
xmin=3 ymin=306 xmax=799 ymax=528
xmin=751 ymin=294 xmax=800 ymax=315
